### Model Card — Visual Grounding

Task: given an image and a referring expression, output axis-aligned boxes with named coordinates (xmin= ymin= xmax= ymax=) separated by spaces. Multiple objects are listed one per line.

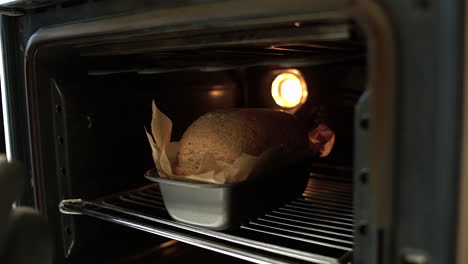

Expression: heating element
xmin=60 ymin=171 xmax=353 ymax=264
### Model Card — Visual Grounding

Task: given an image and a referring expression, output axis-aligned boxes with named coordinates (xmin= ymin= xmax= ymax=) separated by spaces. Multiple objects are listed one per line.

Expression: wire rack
xmin=61 ymin=172 xmax=353 ymax=264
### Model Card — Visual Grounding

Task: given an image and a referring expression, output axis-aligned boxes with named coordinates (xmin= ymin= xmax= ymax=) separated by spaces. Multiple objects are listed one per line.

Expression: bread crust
xmin=175 ymin=108 xmax=308 ymax=175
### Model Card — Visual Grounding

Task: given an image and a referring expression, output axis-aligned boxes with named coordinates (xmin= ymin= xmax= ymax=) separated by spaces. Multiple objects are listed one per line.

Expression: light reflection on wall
xmin=209 ymin=90 xmax=224 ymax=98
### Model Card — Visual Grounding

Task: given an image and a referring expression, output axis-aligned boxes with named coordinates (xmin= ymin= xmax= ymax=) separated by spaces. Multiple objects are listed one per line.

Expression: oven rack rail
xmin=60 ymin=172 xmax=354 ymax=264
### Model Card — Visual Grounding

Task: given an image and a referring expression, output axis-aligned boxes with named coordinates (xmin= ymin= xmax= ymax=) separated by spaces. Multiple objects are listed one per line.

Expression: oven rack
xmin=60 ymin=172 xmax=354 ymax=264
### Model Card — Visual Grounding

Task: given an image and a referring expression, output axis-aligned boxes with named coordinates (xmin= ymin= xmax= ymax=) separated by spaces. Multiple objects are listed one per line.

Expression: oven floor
xmin=61 ymin=170 xmax=353 ymax=264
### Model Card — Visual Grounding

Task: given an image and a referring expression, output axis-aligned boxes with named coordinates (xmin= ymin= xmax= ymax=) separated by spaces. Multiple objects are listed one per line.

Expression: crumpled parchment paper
xmin=145 ymin=101 xmax=259 ymax=184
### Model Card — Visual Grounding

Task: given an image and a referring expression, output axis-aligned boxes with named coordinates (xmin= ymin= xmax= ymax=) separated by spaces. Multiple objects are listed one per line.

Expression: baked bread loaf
xmin=175 ymin=108 xmax=308 ymax=175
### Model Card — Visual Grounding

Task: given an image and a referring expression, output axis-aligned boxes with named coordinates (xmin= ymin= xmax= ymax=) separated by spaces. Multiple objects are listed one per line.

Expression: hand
xmin=0 ymin=158 xmax=53 ymax=264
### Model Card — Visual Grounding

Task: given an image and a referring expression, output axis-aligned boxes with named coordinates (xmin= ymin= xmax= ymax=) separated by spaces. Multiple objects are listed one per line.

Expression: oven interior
xmin=29 ymin=19 xmax=367 ymax=264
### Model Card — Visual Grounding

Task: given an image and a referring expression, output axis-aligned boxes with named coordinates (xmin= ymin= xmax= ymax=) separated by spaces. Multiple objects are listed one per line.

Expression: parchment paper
xmin=145 ymin=101 xmax=259 ymax=184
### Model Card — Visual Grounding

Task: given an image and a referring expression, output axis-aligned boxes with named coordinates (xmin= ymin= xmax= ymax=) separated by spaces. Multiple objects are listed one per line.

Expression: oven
xmin=0 ymin=0 xmax=465 ymax=263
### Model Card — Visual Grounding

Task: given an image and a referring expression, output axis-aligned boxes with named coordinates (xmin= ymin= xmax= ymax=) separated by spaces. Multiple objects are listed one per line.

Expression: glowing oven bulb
xmin=271 ymin=71 xmax=308 ymax=108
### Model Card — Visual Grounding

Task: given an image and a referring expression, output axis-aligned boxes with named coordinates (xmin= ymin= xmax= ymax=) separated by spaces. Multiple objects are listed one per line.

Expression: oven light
xmin=271 ymin=71 xmax=308 ymax=108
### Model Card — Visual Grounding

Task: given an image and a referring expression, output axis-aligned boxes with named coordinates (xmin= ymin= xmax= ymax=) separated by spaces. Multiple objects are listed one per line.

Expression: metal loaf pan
xmin=144 ymin=150 xmax=311 ymax=230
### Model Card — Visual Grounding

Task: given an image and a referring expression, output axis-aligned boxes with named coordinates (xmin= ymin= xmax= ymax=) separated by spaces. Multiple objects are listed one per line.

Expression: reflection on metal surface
xmin=0 ymin=22 xmax=12 ymax=160
xmin=0 ymin=0 xmax=18 ymax=5
xmin=271 ymin=70 xmax=308 ymax=108
xmin=209 ymin=90 xmax=224 ymax=98
xmin=209 ymin=85 xmax=227 ymax=98
xmin=159 ymin=239 xmax=178 ymax=249
xmin=293 ymin=21 xmax=302 ymax=28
